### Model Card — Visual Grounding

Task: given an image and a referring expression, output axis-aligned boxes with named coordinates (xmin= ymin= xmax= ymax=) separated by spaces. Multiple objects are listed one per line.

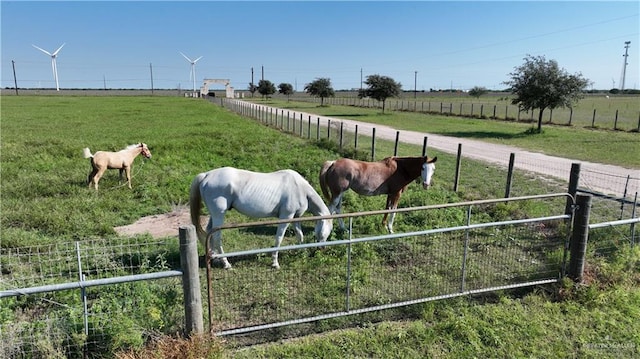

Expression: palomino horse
xmin=189 ymin=167 xmax=333 ymax=269
xmin=319 ymin=156 xmax=437 ymax=233
xmin=83 ymin=143 xmax=152 ymax=190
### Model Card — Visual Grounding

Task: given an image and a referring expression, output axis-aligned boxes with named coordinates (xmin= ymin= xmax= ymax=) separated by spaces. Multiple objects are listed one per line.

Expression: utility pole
xmin=621 ymin=41 xmax=631 ymax=91
xmin=12 ymin=60 xmax=18 ymax=95
xmin=414 ymin=71 xmax=418 ymax=98
xmin=261 ymin=65 xmax=264 ymax=82
xmin=149 ymin=63 xmax=154 ymax=95
xmin=360 ymin=68 xmax=363 ymax=93
xmin=251 ymin=67 xmax=254 ymax=97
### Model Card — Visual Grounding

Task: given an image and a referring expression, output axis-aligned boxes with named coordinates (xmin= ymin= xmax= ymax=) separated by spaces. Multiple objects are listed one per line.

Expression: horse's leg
xmin=383 ymin=190 xmax=404 ymax=234
xmin=87 ymin=168 xmax=98 ymax=189
xmin=207 ymin=215 xmax=231 ymax=269
xmin=124 ymin=166 xmax=132 ymax=189
xmin=272 ymin=222 xmax=290 ymax=269
xmin=92 ymin=168 xmax=106 ymax=191
xmin=293 ymin=222 xmax=304 ymax=244
xmin=329 ymin=193 xmax=345 ymax=230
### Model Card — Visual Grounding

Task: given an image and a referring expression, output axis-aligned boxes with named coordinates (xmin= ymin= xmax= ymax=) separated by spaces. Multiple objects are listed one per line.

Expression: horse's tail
xmin=83 ymin=148 xmax=93 ymax=159
xmin=319 ymin=160 xmax=335 ymax=200
xmin=189 ymin=173 xmax=208 ymax=246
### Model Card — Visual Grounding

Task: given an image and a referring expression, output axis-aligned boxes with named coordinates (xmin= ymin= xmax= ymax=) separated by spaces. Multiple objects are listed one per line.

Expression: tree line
xmin=250 ymin=55 xmax=592 ymax=133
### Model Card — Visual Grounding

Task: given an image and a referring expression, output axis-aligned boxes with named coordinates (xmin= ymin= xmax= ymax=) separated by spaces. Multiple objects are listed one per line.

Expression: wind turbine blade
xmin=52 ymin=43 xmax=65 ymax=56
xmin=32 ymin=44 xmax=52 ymax=56
xmin=193 ymin=56 xmax=203 ymax=63
xmin=180 ymin=52 xmax=192 ymax=62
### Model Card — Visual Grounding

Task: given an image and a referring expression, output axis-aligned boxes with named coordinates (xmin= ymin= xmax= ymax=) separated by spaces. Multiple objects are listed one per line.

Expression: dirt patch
xmin=114 ymin=206 xmax=207 ymax=238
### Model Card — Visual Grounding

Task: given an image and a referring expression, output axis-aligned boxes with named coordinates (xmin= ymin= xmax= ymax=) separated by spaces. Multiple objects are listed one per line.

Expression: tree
xmin=504 ymin=55 xmax=590 ymax=133
xmin=278 ymin=83 xmax=294 ymax=101
xmin=248 ymin=82 xmax=257 ymax=97
xmin=358 ymin=74 xmax=402 ymax=113
xmin=304 ymin=78 xmax=334 ymax=106
xmin=468 ymin=86 xmax=489 ymax=98
xmin=257 ymin=79 xmax=276 ymax=99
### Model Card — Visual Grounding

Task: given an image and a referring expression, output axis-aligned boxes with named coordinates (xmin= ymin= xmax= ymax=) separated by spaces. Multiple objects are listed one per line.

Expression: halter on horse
xmin=319 ymin=156 xmax=437 ymax=233
xmin=189 ymin=167 xmax=333 ymax=269
xmin=83 ymin=143 xmax=152 ymax=190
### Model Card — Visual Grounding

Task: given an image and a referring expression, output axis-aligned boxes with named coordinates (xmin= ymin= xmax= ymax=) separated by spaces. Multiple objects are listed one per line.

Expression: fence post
xmin=371 ymin=128 xmax=376 ymax=161
xmin=179 ymin=225 xmax=204 ymax=335
xmin=394 ymin=131 xmax=400 ymax=156
xmin=453 ymin=143 xmax=462 ymax=192
xmin=565 ymin=163 xmax=581 ymax=216
xmin=505 ymin=153 xmax=515 ymax=198
xmin=422 ymin=136 xmax=428 ymax=157
xmin=568 ymin=194 xmax=592 ymax=282
xmin=354 ymin=124 xmax=359 ymax=150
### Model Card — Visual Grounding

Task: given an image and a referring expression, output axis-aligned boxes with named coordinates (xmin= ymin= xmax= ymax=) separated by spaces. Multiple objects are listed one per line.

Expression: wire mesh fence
xmin=207 ymin=195 xmax=570 ymax=337
xmin=0 ymin=237 xmax=184 ymax=359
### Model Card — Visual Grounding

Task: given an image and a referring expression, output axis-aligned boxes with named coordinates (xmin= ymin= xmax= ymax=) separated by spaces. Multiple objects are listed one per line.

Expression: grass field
xmin=1 ymin=95 xmax=638 ymax=358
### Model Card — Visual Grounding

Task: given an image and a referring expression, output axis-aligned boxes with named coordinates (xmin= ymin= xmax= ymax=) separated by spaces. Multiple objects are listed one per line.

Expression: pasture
xmin=1 ymin=95 xmax=638 ymax=358
xmin=250 ymin=95 xmax=640 ymax=169
xmin=282 ymin=91 xmax=640 ymax=131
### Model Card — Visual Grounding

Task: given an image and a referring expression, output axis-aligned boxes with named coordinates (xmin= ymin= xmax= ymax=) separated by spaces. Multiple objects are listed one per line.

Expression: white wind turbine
xmin=180 ymin=52 xmax=203 ymax=92
xmin=33 ymin=43 xmax=65 ymax=91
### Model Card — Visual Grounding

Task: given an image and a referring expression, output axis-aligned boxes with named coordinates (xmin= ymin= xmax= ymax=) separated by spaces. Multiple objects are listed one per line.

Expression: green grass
xmin=253 ymin=97 xmax=640 ymax=168
xmin=1 ymin=95 xmax=638 ymax=358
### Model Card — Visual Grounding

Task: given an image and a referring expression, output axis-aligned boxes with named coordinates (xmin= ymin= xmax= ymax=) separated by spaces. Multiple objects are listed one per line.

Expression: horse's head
xmin=421 ymin=156 xmax=437 ymax=189
xmin=139 ymin=143 xmax=152 ymax=159
xmin=314 ymin=217 xmax=333 ymax=243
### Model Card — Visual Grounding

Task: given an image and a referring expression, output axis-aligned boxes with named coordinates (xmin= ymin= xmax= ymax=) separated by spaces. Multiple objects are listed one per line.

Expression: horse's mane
xmin=382 ymin=156 xmax=395 ymax=165
xmin=124 ymin=143 xmax=142 ymax=150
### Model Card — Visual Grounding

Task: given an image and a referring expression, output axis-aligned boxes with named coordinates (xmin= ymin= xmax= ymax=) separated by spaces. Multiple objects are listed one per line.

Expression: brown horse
xmin=319 ymin=156 xmax=437 ymax=233
xmin=83 ymin=143 xmax=152 ymax=190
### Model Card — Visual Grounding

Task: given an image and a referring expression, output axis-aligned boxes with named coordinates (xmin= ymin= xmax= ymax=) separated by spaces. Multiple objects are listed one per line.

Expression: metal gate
xmin=205 ymin=193 xmax=574 ymax=336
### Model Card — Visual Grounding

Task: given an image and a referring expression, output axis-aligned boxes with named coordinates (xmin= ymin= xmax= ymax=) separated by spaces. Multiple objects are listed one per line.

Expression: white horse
xmin=189 ymin=167 xmax=333 ymax=269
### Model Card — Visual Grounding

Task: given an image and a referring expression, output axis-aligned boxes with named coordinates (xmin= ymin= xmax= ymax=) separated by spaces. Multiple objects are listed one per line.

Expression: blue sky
xmin=1 ymin=1 xmax=638 ymax=91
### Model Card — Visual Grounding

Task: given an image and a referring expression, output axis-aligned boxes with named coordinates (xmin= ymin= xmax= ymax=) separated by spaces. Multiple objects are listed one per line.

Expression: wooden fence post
xmin=454 ymin=143 xmax=462 ymax=192
xmin=394 ymin=131 xmax=399 ymax=156
xmin=371 ymin=128 xmax=376 ymax=161
xmin=505 ymin=153 xmax=515 ymax=198
xmin=354 ymin=125 xmax=359 ymax=150
xmin=179 ymin=225 xmax=204 ymax=335
xmin=568 ymin=194 xmax=592 ymax=282
xmin=422 ymin=136 xmax=428 ymax=157
xmin=565 ymin=163 xmax=581 ymax=216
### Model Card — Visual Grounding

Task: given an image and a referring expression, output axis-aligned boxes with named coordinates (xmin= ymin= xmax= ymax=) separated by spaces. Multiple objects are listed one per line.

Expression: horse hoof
xmin=271 ymin=263 xmax=280 ymax=269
